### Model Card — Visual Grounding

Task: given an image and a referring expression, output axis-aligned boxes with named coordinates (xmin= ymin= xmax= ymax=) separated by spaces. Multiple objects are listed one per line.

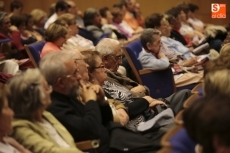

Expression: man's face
xmin=63 ymin=58 xmax=82 ymax=99
xmin=102 ymin=44 xmax=122 ymax=72
xmin=147 ymin=34 xmax=162 ymax=55
xmin=67 ymin=1 xmax=77 ymax=15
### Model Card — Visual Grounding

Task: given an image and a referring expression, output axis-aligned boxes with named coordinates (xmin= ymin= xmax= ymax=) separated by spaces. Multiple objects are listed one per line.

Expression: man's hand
xmin=157 ymin=51 xmax=166 ymax=59
xmin=117 ymin=109 xmax=129 ymax=126
xmin=130 ymin=85 xmax=146 ymax=93
xmin=80 ymin=80 xmax=97 ymax=103
xmin=90 ymin=84 xmax=107 ymax=105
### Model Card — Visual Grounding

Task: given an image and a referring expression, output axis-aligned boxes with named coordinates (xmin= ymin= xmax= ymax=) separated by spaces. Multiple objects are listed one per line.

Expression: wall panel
xmin=2 ymin=0 xmax=229 ymax=25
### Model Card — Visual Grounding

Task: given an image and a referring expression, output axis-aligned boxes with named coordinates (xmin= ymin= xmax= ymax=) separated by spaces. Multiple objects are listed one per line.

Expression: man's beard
xmin=67 ymin=84 xmax=81 ymax=100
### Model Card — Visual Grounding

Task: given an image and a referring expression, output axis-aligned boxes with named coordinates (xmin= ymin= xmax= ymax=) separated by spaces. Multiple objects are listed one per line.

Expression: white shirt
xmin=44 ymin=13 xmax=58 ymax=29
xmin=38 ymin=119 xmax=70 ymax=148
xmin=0 ymin=142 xmax=20 ymax=153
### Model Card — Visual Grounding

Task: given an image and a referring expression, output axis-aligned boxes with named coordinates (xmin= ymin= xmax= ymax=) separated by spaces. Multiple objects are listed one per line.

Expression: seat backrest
xmin=0 ymin=38 xmax=11 ymax=44
xmin=25 ymin=41 xmax=46 ymax=67
xmin=94 ymin=33 xmax=110 ymax=45
xmin=124 ymin=39 xmax=175 ymax=98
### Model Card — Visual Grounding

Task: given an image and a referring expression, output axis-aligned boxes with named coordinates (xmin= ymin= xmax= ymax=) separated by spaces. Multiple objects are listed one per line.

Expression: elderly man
xmin=39 ymin=51 xmax=112 ymax=153
xmin=96 ymin=38 xmax=191 ymax=114
xmin=138 ymin=28 xmax=203 ymax=87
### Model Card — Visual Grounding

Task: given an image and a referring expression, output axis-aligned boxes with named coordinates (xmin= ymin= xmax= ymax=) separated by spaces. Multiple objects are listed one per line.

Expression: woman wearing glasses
xmin=7 ymin=68 xmax=83 ymax=153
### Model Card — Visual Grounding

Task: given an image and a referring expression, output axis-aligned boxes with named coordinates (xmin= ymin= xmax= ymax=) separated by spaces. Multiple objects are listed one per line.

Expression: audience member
xmin=30 ymin=9 xmax=47 ymax=36
xmin=10 ymin=14 xmax=38 ymax=46
xmin=44 ymin=1 xmax=70 ymax=29
xmin=123 ymin=0 xmax=143 ymax=31
xmin=0 ymin=86 xmax=31 ymax=153
xmin=24 ymin=14 xmax=43 ymax=42
xmin=184 ymin=95 xmax=230 ymax=153
xmin=138 ymin=28 xmax=203 ymax=87
xmin=65 ymin=0 xmax=84 ymax=28
xmin=133 ymin=2 xmax=144 ymax=27
xmin=0 ymin=12 xmax=11 ymax=40
xmin=7 ymin=68 xmax=83 ymax=153
xmin=40 ymin=51 xmax=112 ymax=153
xmin=84 ymin=8 xmax=112 ymax=42
xmin=41 ymin=20 xmax=69 ymax=58
xmin=58 ymin=13 xmax=95 ymax=51
xmin=9 ymin=0 xmax=23 ymax=17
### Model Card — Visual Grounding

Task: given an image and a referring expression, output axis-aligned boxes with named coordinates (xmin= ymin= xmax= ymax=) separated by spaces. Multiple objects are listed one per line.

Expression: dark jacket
xmin=170 ymin=30 xmax=188 ymax=46
xmin=47 ymin=91 xmax=112 ymax=153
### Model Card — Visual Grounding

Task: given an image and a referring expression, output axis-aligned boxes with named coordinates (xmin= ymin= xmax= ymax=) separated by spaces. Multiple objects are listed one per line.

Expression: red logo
xmin=211 ymin=3 xmax=226 ymax=18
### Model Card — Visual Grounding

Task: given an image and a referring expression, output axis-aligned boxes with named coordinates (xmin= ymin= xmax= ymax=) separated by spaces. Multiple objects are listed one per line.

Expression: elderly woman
xmin=7 ymin=68 xmax=83 ymax=153
xmin=40 ymin=20 xmax=69 ymax=58
xmin=0 ymin=87 xmax=31 ymax=153
xmin=30 ymin=9 xmax=47 ymax=36
xmin=58 ymin=13 xmax=95 ymax=51
xmin=81 ymin=50 xmax=168 ymax=131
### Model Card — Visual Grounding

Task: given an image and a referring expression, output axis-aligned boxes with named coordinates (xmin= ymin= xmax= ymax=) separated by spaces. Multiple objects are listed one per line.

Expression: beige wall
xmin=2 ymin=0 xmax=230 ymax=25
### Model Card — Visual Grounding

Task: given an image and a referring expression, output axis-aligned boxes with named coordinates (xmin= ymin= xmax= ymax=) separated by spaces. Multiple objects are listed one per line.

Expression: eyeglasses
xmin=93 ymin=64 xmax=105 ymax=69
xmin=109 ymin=54 xmax=123 ymax=61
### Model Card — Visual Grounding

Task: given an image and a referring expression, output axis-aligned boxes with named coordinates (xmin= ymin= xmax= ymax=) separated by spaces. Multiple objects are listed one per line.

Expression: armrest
xmin=75 ymin=140 xmax=100 ymax=151
xmin=139 ymin=67 xmax=169 ymax=75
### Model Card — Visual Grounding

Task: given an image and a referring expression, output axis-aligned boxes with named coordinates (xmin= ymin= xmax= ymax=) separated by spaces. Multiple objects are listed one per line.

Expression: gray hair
xmin=39 ymin=51 xmax=79 ymax=85
xmin=95 ymin=38 xmax=120 ymax=56
xmin=140 ymin=28 xmax=161 ymax=51
xmin=7 ymin=68 xmax=45 ymax=121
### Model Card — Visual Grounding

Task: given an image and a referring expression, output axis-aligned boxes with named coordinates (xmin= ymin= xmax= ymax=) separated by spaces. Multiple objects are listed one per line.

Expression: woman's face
xmin=69 ymin=20 xmax=79 ymax=36
xmin=26 ymin=17 xmax=34 ymax=30
xmin=41 ymin=77 xmax=52 ymax=108
xmin=0 ymin=97 xmax=14 ymax=135
xmin=92 ymin=55 xmax=108 ymax=85
xmin=105 ymin=10 xmax=113 ymax=24
xmin=1 ymin=16 xmax=11 ymax=32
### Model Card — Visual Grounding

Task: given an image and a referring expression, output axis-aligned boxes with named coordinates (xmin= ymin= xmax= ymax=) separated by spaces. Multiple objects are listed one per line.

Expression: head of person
xmin=10 ymin=0 xmax=23 ymax=14
xmin=187 ymin=3 xmax=199 ymax=18
xmin=111 ymin=7 xmax=124 ymax=24
xmin=184 ymin=96 xmax=230 ymax=153
xmin=55 ymin=0 xmax=70 ymax=15
xmin=124 ymin=0 xmax=136 ymax=13
xmin=204 ymin=43 xmax=230 ymax=76
xmin=40 ymin=50 xmax=88 ymax=99
xmin=176 ymin=3 xmax=189 ymax=22
xmin=24 ymin=14 xmax=33 ymax=31
xmin=113 ymin=2 xmax=127 ymax=15
xmin=65 ymin=0 xmax=77 ymax=15
xmin=84 ymin=8 xmax=102 ymax=27
xmin=0 ymin=12 xmax=11 ymax=33
xmin=0 ymin=1 xmax=5 ymax=12
xmin=0 ymin=87 xmax=14 ymax=136
xmin=165 ymin=7 xmax=182 ymax=30
xmin=145 ymin=13 xmax=172 ymax=37
xmin=10 ymin=14 xmax=26 ymax=32
xmin=204 ymin=69 xmax=230 ymax=98
xmin=81 ymin=51 xmax=107 ymax=85
xmin=44 ymin=20 xmax=68 ymax=47
xmin=140 ymin=28 xmax=162 ymax=55
xmin=58 ymin=13 xmax=78 ymax=36
xmin=30 ymin=9 xmax=47 ymax=28
xmin=99 ymin=7 xmax=113 ymax=24
xmin=7 ymin=69 xmax=52 ymax=121
xmin=96 ymin=38 xmax=122 ymax=72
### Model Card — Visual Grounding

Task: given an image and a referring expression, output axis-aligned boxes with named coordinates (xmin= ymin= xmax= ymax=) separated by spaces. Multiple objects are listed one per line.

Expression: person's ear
xmin=101 ymin=55 xmax=108 ymax=62
xmin=56 ymin=77 xmax=65 ymax=89
xmin=146 ymin=42 xmax=152 ymax=51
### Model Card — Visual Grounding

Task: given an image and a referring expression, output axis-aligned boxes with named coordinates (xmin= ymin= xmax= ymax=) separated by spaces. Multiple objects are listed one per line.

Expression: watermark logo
xmin=211 ymin=3 xmax=226 ymax=18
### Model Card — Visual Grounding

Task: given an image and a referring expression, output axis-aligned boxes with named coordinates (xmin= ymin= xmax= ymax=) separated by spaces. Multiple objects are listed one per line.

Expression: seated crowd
xmin=0 ymin=0 xmax=229 ymax=153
